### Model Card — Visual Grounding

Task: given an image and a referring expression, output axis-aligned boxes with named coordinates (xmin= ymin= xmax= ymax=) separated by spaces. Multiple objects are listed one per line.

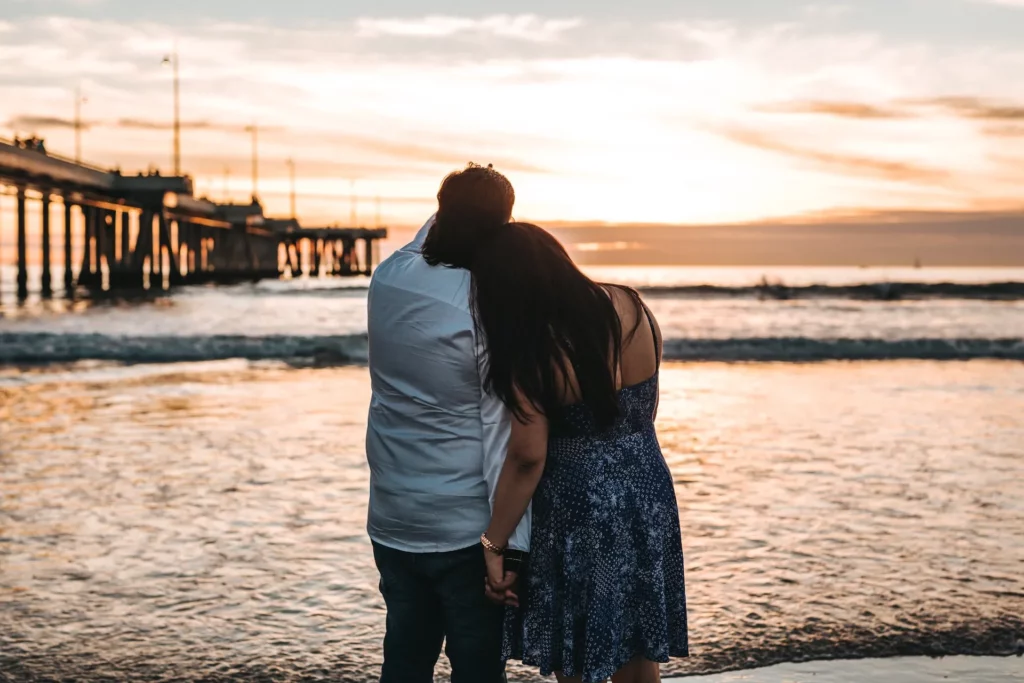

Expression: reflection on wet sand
xmin=1 ymin=361 xmax=1022 ymax=681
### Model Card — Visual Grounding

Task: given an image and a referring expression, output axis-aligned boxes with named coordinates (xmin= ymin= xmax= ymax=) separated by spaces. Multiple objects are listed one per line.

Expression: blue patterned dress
xmin=502 ymin=315 xmax=689 ymax=682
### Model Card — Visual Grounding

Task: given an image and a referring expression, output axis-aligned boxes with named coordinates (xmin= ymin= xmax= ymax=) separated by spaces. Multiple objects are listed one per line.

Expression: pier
xmin=0 ymin=137 xmax=386 ymax=301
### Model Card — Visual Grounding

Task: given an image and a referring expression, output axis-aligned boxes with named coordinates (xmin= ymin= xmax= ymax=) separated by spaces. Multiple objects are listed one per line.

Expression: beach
xmin=2 ymin=265 xmax=1023 ymax=680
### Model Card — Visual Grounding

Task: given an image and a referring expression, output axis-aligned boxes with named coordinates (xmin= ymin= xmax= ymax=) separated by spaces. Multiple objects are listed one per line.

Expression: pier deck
xmin=0 ymin=138 xmax=386 ymax=300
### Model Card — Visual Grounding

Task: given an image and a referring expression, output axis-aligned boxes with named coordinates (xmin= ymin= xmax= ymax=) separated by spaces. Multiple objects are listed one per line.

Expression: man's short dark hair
xmin=422 ymin=163 xmax=515 ymax=268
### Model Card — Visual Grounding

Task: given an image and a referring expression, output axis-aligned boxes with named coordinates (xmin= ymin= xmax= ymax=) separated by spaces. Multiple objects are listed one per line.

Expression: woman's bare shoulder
xmin=601 ymin=284 xmax=646 ymax=328
xmin=602 ymin=283 xmax=639 ymax=309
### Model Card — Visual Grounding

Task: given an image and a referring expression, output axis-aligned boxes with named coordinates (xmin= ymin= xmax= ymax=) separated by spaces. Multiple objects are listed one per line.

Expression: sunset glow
xmin=2 ymin=1 xmax=1024 ymax=229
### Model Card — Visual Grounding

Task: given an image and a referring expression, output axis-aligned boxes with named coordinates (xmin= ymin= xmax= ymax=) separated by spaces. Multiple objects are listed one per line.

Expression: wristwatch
xmin=504 ymin=549 xmax=527 ymax=575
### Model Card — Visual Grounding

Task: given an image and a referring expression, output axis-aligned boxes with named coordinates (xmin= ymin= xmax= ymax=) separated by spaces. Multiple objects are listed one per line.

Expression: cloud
xmin=754 ymin=96 xmax=1024 ymax=134
xmin=801 ymin=3 xmax=854 ymax=19
xmin=337 ymin=137 xmax=547 ymax=174
xmin=354 ymin=15 xmax=582 ymax=43
xmin=971 ymin=0 xmax=1024 ymax=7
xmin=6 ymin=114 xmax=265 ymax=133
xmin=7 ymin=111 xmax=548 ymax=173
xmin=4 ymin=12 xmax=1024 ymax=224
xmin=7 ymin=115 xmax=80 ymax=129
xmin=905 ymin=96 xmax=1024 ymax=120
xmin=712 ymin=125 xmax=952 ymax=185
xmin=984 ymin=124 xmax=1024 ymax=137
xmin=116 ymin=118 xmax=251 ymax=132
xmin=111 ymin=152 xmax=439 ymax=180
xmin=757 ymin=100 xmax=906 ymax=119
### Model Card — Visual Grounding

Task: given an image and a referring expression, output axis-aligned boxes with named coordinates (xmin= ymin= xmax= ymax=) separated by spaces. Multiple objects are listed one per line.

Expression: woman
xmin=472 ymin=223 xmax=688 ymax=683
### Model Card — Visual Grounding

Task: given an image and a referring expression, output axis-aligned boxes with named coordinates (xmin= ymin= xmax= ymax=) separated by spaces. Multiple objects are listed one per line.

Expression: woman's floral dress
xmin=503 ymin=314 xmax=689 ymax=683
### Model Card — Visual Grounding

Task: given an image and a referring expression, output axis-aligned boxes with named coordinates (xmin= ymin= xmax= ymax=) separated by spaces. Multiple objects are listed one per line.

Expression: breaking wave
xmin=230 ymin=281 xmax=1024 ymax=301
xmin=3 ymin=332 xmax=1023 ymax=365
xmin=0 ymin=333 xmax=369 ymax=366
xmin=661 ymin=337 xmax=1024 ymax=362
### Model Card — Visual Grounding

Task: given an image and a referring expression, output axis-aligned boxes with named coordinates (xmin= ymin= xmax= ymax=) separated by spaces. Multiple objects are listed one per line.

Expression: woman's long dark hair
xmin=470 ymin=222 xmax=642 ymax=427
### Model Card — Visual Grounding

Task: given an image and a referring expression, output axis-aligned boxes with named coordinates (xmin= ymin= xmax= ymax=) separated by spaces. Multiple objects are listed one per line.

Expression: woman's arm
xmin=647 ymin=302 xmax=663 ymax=420
xmin=483 ymin=396 xmax=548 ymax=592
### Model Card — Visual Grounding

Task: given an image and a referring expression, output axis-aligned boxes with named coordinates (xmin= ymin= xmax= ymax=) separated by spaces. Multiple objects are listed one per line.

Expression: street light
xmin=161 ymin=48 xmax=181 ymax=176
xmin=245 ymin=123 xmax=259 ymax=201
xmin=349 ymin=179 xmax=357 ymax=226
xmin=285 ymin=158 xmax=296 ymax=219
xmin=74 ymin=86 xmax=87 ymax=163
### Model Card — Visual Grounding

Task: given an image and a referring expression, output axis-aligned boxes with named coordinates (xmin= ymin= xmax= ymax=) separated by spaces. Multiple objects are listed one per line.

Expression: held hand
xmin=484 ymin=571 xmax=520 ymax=607
xmin=484 ymin=547 xmax=508 ymax=589
xmin=483 ymin=547 xmax=520 ymax=607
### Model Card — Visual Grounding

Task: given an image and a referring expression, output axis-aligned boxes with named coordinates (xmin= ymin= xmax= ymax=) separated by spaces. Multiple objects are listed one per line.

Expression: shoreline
xmin=664 ymin=655 xmax=1023 ymax=682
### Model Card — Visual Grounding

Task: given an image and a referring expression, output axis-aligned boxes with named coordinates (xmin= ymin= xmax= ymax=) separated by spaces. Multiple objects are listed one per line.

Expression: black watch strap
xmin=503 ymin=549 xmax=527 ymax=574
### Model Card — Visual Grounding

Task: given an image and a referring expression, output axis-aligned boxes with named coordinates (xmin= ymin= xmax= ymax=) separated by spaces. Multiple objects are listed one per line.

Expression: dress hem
xmin=510 ymin=645 xmax=690 ymax=683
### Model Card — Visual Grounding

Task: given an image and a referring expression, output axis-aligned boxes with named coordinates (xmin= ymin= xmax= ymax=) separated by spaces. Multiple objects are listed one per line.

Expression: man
xmin=365 ymin=164 xmax=530 ymax=683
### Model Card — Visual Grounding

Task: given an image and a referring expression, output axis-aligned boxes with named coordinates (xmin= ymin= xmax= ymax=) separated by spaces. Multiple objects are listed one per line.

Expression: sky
xmin=2 ymin=0 xmax=1024 ymax=228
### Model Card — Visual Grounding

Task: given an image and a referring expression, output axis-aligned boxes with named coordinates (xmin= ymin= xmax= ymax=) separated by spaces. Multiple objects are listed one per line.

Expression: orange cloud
xmin=6 ymin=114 xmax=548 ymax=175
xmin=757 ymin=96 xmax=1024 ymax=122
xmin=984 ymin=124 xmax=1024 ymax=137
xmin=712 ymin=126 xmax=952 ymax=185
xmin=904 ymin=96 xmax=1024 ymax=120
xmin=757 ymin=100 xmax=906 ymax=119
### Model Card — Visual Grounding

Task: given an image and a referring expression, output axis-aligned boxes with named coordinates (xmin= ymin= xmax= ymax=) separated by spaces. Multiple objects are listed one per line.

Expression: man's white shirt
xmin=365 ymin=216 xmax=531 ymax=552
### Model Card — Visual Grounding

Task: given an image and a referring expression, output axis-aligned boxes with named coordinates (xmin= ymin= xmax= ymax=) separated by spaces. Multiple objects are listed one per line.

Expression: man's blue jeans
xmin=372 ymin=542 xmax=506 ymax=683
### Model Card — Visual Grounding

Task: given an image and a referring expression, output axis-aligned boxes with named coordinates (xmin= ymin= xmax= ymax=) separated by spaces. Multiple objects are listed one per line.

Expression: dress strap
xmin=640 ymin=301 xmax=661 ymax=369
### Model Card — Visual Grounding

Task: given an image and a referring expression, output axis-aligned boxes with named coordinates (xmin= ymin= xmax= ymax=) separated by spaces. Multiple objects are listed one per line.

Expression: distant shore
xmin=549 ymin=212 xmax=1024 ymax=267
xmin=368 ymin=209 xmax=1024 ymax=267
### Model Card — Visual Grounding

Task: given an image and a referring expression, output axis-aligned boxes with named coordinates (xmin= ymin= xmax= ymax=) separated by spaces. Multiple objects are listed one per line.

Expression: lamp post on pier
xmin=74 ymin=86 xmax=87 ymax=163
xmin=349 ymin=179 xmax=357 ymax=226
xmin=161 ymin=48 xmax=181 ymax=175
xmin=286 ymin=158 xmax=296 ymax=219
xmin=246 ymin=123 xmax=259 ymax=201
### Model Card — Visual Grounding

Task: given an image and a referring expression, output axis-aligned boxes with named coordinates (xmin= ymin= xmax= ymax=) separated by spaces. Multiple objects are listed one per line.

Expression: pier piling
xmin=41 ymin=191 xmax=52 ymax=297
xmin=16 ymin=187 xmax=27 ymax=300
xmin=79 ymin=205 xmax=94 ymax=285
xmin=119 ymin=210 xmax=129 ymax=266
xmin=63 ymin=199 xmax=74 ymax=291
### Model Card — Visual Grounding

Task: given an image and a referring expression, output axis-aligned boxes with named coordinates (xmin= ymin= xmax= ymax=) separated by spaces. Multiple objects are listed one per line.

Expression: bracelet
xmin=480 ymin=533 xmax=506 ymax=556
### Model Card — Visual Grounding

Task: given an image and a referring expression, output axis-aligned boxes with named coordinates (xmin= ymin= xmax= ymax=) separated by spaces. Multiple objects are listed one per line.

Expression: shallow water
xmin=2 ymin=360 xmax=1022 ymax=680
xmin=4 ymin=265 xmax=1024 ymax=366
xmin=4 ymin=265 xmax=1024 ymax=342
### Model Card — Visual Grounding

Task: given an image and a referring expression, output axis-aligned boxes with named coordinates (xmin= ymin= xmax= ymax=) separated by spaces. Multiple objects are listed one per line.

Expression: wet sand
xmin=666 ymin=655 xmax=1022 ymax=682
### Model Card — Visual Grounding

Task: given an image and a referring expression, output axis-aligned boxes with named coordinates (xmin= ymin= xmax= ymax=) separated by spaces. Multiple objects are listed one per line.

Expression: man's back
xmin=366 ymin=219 xmax=495 ymax=553
xmin=366 ymin=169 xmax=526 ymax=683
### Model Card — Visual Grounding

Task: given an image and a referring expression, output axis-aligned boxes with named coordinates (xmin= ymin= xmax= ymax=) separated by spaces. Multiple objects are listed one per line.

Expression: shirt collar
xmin=407 ymin=213 xmax=437 ymax=252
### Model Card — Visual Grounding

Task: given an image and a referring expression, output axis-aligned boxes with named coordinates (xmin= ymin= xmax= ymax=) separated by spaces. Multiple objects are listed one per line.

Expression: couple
xmin=365 ymin=165 xmax=688 ymax=683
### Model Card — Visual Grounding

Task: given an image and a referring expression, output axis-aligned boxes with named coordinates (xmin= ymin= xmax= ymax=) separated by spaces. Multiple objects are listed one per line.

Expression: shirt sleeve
xmin=478 ymin=347 xmax=532 ymax=552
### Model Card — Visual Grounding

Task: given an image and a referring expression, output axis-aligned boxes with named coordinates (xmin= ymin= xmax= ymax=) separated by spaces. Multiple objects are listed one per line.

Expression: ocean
xmin=1 ymin=263 xmax=1023 ymax=681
